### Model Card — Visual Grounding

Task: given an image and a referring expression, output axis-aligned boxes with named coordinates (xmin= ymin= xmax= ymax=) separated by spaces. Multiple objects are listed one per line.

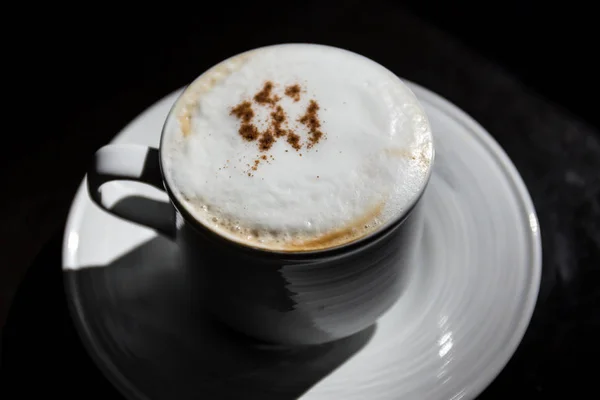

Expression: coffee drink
xmin=161 ymin=44 xmax=433 ymax=252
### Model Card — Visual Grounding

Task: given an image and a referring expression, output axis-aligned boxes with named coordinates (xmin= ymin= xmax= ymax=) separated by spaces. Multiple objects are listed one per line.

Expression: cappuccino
xmin=161 ymin=44 xmax=433 ymax=251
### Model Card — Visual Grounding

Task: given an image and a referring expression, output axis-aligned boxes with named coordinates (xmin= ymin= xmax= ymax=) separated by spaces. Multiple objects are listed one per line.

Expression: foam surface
xmin=161 ymin=44 xmax=433 ymax=251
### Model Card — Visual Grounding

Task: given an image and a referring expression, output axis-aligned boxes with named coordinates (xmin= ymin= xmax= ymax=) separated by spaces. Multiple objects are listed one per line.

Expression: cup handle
xmin=87 ymin=144 xmax=176 ymax=239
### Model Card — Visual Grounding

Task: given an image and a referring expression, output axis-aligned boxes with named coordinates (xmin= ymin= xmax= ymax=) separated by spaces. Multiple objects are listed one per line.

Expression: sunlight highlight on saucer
xmin=437 ymin=315 xmax=454 ymax=358
xmin=528 ymin=212 xmax=539 ymax=234
xmin=438 ymin=332 xmax=454 ymax=358
xmin=449 ymin=389 xmax=467 ymax=400
xmin=68 ymin=231 xmax=79 ymax=252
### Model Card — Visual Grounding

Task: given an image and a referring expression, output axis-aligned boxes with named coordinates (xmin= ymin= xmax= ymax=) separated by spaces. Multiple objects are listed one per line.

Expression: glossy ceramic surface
xmin=62 ymin=82 xmax=541 ymax=400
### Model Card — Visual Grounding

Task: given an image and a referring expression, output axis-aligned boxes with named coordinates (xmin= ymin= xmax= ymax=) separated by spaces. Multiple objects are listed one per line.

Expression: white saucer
xmin=62 ymin=82 xmax=541 ymax=400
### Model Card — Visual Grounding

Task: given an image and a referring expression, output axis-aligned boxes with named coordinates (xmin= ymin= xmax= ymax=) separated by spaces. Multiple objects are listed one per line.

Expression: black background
xmin=2 ymin=0 xmax=599 ymax=398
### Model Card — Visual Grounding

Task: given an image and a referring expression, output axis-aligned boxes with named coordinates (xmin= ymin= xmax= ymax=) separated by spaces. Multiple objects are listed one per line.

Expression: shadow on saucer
xmin=65 ymin=230 xmax=375 ymax=399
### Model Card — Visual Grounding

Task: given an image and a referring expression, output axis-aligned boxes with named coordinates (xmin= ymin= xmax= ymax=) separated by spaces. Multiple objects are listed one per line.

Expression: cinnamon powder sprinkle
xmin=239 ymin=123 xmax=259 ymax=141
xmin=287 ymin=132 xmax=301 ymax=150
xmin=284 ymin=84 xmax=302 ymax=101
xmin=270 ymin=105 xmax=288 ymax=137
xmin=254 ymin=81 xmax=279 ymax=105
xmin=299 ymin=99 xmax=324 ymax=148
xmin=230 ymin=101 xmax=254 ymax=122
xmin=229 ymin=81 xmax=326 ymax=174
xmin=258 ymin=131 xmax=275 ymax=151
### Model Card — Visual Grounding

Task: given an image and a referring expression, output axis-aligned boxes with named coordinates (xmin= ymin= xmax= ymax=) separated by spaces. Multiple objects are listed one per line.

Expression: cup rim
xmin=157 ymin=43 xmax=435 ymax=257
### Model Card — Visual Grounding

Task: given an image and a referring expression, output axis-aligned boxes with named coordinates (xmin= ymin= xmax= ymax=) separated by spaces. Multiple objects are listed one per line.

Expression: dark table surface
xmin=2 ymin=2 xmax=599 ymax=398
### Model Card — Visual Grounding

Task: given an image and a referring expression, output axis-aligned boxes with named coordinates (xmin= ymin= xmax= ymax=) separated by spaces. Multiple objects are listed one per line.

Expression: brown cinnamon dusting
xmin=230 ymin=101 xmax=254 ymax=122
xmin=254 ymin=81 xmax=279 ymax=105
xmin=299 ymin=100 xmax=324 ymax=148
xmin=286 ymin=132 xmax=301 ymax=150
xmin=284 ymin=84 xmax=302 ymax=101
xmin=239 ymin=123 xmax=259 ymax=141
xmin=258 ymin=131 xmax=275 ymax=151
xmin=230 ymin=81 xmax=326 ymax=175
xmin=271 ymin=106 xmax=288 ymax=137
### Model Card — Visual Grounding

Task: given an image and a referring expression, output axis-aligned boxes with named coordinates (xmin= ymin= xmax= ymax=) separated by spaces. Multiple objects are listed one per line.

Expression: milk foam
xmin=162 ymin=44 xmax=433 ymax=251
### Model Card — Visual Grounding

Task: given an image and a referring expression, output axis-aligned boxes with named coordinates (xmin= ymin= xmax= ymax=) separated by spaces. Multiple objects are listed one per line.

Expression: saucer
xmin=62 ymin=82 xmax=541 ymax=400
